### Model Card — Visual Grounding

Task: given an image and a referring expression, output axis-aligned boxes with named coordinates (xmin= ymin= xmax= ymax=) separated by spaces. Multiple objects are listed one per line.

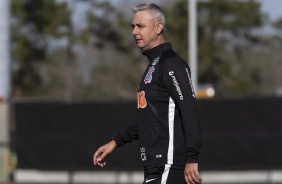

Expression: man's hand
xmin=93 ymin=140 xmax=117 ymax=167
xmin=184 ymin=163 xmax=202 ymax=184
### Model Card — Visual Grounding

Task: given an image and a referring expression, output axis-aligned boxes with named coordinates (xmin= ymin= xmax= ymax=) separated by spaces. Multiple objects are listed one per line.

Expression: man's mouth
xmin=135 ymin=38 xmax=142 ymax=42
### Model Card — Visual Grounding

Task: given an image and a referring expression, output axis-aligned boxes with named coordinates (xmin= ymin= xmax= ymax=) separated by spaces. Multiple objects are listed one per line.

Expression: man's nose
xmin=132 ymin=27 xmax=138 ymax=35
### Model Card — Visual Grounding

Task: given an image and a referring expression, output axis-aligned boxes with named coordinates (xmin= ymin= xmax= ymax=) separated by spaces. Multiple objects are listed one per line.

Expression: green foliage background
xmin=11 ymin=0 xmax=282 ymax=100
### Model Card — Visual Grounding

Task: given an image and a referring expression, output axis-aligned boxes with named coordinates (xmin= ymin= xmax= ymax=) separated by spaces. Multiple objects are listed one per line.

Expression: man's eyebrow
xmin=131 ymin=23 xmax=145 ymax=27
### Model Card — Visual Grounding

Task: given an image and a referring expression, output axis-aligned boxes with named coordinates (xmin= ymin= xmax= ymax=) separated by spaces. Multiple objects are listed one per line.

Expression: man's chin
xmin=136 ymin=44 xmax=150 ymax=51
xmin=136 ymin=45 xmax=145 ymax=50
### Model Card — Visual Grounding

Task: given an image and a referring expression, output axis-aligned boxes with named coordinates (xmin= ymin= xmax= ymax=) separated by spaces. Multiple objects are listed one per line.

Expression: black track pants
xmin=143 ymin=165 xmax=185 ymax=184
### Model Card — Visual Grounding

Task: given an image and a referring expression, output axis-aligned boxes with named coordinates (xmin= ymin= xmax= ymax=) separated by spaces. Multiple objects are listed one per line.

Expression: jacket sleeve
xmin=113 ymin=118 xmax=139 ymax=147
xmin=161 ymin=58 xmax=202 ymax=163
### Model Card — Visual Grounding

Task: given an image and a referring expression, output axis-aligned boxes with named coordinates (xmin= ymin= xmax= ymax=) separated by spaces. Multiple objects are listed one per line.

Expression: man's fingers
xmin=96 ymin=153 xmax=107 ymax=168
xmin=185 ymin=173 xmax=188 ymax=183
xmin=190 ymin=171 xmax=201 ymax=184
xmin=93 ymin=148 xmax=105 ymax=165
xmin=194 ymin=171 xmax=202 ymax=183
xmin=191 ymin=169 xmax=202 ymax=183
xmin=93 ymin=152 xmax=98 ymax=165
xmin=185 ymin=170 xmax=194 ymax=184
xmin=185 ymin=163 xmax=202 ymax=184
xmin=93 ymin=148 xmax=108 ymax=168
xmin=98 ymin=150 xmax=108 ymax=162
xmin=187 ymin=174 xmax=195 ymax=184
xmin=97 ymin=160 xmax=106 ymax=167
xmin=185 ymin=170 xmax=201 ymax=184
xmin=93 ymin=141 xmax=117 ymax=167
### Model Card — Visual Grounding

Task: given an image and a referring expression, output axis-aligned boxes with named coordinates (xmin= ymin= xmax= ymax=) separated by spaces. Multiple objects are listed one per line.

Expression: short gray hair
xmin=132 ymin=3 xmax=165 ymax=27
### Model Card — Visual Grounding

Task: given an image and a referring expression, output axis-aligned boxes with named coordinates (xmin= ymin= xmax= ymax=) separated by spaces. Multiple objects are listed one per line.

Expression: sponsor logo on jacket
xmin=185 ymin=68 xmax=196 ymax=98
xmin=140 ymin=147 xmax=147 ymax=161
xmin=152 ymin=57 xmax=159 ymax=66
xmin=137 ymin=91 xmax=147 ymax=108
xmin=169 ymin=71 xmax=184 ymax=100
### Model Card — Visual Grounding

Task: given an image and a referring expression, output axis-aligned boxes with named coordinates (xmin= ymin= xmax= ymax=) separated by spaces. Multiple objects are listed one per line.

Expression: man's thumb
xmin=98 ymin=151 xmax=108 ymax=161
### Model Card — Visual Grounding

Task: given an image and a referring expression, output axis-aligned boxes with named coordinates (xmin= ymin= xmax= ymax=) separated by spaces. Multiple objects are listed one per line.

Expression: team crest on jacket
xmin=152 ymin=57 xmax=159 ymax=66
xmin=144 ymin=66 xmax=155 ymax=84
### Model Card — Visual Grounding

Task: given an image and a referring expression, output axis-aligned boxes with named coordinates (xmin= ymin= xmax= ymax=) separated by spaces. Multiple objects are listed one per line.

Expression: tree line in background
xmin=11 ymin=0 xmax=282 ymax=100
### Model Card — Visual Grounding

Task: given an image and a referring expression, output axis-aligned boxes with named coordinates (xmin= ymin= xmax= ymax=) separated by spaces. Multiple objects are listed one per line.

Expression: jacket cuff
xmin=186 ymin=157 xmax=199 ymax=163
xmin=111 ymin=135 xmax=124 ymax=147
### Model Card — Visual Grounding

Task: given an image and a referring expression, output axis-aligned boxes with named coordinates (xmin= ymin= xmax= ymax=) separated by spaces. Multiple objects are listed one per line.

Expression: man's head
xmin=131 ymin=3 xmax=165 ymax=51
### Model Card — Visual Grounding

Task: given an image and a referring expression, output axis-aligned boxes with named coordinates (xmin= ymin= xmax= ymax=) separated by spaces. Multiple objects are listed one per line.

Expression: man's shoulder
xmin=159 ymin=49 xmax=187 ymax=68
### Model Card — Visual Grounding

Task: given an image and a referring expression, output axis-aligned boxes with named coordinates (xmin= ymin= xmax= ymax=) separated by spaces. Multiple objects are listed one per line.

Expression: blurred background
xmin=0 ymin=0 xmax=282 ymax=183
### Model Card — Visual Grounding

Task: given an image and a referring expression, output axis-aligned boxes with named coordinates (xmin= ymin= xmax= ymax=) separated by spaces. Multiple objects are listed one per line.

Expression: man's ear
xmin=156 ymin=22 xmax=164 ymax=35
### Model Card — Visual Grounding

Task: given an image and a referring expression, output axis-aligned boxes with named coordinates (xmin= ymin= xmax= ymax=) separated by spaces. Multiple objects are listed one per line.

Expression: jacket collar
xmin=142 ymin=43 xmax=172 ymax=62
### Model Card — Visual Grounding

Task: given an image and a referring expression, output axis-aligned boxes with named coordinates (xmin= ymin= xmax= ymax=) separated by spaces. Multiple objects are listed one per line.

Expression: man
xmin=93 ymin=3 xmax=202 ymax=184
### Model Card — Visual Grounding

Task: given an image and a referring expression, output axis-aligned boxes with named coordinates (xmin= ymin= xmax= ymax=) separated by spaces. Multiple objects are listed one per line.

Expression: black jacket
xmin=114 ymin=43 xmax=201 ymax=168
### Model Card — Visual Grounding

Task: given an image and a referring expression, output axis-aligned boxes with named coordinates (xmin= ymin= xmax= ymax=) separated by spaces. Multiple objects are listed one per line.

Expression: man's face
xmin=131 ymin=10 xmax=162 ymax=51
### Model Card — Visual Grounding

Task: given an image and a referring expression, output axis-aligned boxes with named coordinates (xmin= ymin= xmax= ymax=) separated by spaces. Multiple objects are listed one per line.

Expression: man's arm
xmin=161 ymin=58 xmax=202 ymax=183
xmin=93 ymin=119 xmax=139 ymax=167
xmin=113 ymin=118 xmax=139 ymax=146
xmin=162 ymin=59 xmax=202 ymax=162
